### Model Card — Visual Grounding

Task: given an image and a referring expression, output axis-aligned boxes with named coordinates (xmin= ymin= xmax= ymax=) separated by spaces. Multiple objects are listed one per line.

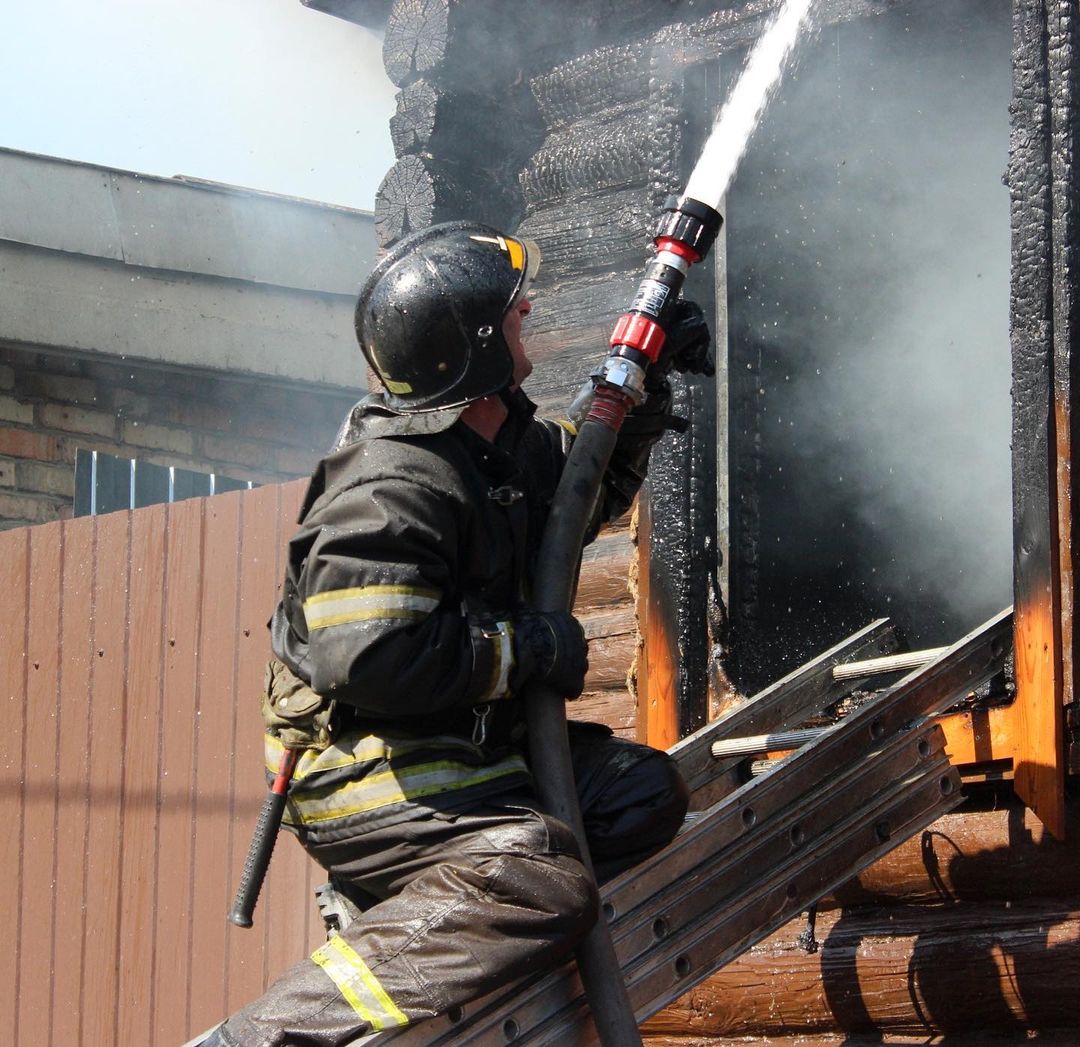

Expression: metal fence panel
xmin=0 ymin=481 xmax=318 ymax=1046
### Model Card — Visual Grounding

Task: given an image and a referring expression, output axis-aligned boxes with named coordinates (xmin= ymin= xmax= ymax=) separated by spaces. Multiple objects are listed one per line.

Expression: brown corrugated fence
xmin=0 ymin=480 xmax=325 ymax=1046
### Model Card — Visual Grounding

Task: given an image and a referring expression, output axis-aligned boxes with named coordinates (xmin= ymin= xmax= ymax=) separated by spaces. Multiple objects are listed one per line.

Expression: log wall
xmin=643 ymin=798 xmax=1080 ymax=1043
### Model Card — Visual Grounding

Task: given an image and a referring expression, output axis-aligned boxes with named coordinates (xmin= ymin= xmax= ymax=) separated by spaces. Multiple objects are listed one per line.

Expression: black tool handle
xmin=227 ymin=748 xmax=298 ymax=928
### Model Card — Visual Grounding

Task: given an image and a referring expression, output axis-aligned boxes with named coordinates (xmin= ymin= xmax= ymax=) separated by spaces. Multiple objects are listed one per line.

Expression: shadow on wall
xmin=821 ymin=796 xmax=1080 ymax=1040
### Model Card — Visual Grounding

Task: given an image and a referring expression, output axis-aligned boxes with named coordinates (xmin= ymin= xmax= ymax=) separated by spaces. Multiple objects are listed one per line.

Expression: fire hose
xmin=525 ymin=195 xmax=722 ymax=1045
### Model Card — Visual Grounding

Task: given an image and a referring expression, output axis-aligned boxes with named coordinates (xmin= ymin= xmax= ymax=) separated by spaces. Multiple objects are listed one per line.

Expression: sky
xmin=0 ymin=0 xmax=397 ymax=211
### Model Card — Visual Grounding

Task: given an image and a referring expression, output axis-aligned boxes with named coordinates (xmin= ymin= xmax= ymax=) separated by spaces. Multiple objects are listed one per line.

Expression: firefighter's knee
xmin=500 ymin=850 xmax=599 ymax=958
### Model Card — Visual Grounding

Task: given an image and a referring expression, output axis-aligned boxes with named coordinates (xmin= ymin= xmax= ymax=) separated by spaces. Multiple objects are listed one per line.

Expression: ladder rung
xmin=831 ymin=647 xmax=948 ymax=681
xmin=711 ymin=726 xmax=828 ymax=760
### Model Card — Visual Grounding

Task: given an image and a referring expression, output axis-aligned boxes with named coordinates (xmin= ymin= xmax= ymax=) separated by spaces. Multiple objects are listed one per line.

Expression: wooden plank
xmin=0 ymin=527 xmax=29 ymax=1044
xmin=153 ymin=497 xmax=204 ymax=1043
xmin=18 ymin=523 xmax=63 ymax=1045
xmin=227 ymin=484 xmax=287 ymax=1010
xmin=51 ymin=516 xmax=95 ymax=1046
xmin=117 ymin=503 xmax=168 ymax=1046
xmin=1010 ymin=0 xmax=1066 ymax=837
xmin=190 ymin=492 xmax=244 ymax=1033
xmin=936 ymin=704 xmax=1016 ymax=766
xmin=1049 ymin=0 xmax=1079 ymax=722
xmin=635 ymin=491 xmax=680 ymax=750
xmin=82 ymin=510 xmax=133 ymax=1047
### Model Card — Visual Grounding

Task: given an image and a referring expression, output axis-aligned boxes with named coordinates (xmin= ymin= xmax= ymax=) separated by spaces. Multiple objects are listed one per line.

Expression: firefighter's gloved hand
xmin=511 ymin=610 xmax=589 ymax=698
xmin=648 ymin=298 xmax=713 ymax=390
xmin=261 ymin=659 xmax=336 ymax=751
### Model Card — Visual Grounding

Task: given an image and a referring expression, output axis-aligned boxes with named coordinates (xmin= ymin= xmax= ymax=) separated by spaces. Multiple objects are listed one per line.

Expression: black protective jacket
xmin=267 ymin=388 xmax=669 ymax=839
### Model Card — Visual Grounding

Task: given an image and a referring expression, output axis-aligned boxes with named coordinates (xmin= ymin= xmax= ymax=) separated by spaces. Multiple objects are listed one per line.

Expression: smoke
xmin=725 ymin=0 xmax=1013 ymax=664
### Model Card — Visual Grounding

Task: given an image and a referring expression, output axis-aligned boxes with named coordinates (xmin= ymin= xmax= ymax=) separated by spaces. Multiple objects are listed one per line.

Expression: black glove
xmin=648 ymin=298 xmax=713 ymax=390
xmin=510 ymin=609 xmax=589 ymax=698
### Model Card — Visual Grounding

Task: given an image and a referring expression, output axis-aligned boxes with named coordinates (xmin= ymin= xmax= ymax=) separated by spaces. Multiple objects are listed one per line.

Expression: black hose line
xmin=524 ymin=197 xmax=722 ymax=1046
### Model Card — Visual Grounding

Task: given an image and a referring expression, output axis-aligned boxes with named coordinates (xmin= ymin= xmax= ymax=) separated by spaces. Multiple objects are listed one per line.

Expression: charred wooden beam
xmin=1009 ymin=0 xmax=1067 ymax=837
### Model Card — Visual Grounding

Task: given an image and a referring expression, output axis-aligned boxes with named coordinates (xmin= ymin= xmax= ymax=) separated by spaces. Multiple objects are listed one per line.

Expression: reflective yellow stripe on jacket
xmin=311 ymin=936 xmax=408 ymax=1030
xmin=303 ymin=584 xmax=440 ymax=631
xmin=265 ymin=731 xmax=530 ymax=827
xmin=286 ymin=754 xmax=529 ymax=825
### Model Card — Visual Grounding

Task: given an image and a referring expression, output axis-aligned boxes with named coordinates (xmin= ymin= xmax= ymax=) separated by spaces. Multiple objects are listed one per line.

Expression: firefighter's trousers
xmin=220 ymin=728 xmax=689 ymax=1047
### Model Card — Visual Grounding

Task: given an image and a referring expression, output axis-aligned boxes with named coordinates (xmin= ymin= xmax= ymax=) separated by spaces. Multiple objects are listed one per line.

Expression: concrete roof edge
xmin=0 ymin=145 xmax=375 ymax=217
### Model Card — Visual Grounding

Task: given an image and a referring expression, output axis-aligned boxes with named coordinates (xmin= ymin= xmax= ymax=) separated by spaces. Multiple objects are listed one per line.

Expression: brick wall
xmin=0 ymin=343 xmax=361 ymax=529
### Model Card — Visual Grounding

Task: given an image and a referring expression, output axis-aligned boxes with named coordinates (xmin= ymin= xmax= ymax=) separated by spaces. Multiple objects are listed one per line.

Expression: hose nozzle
xmin=587 ymin=196 xmax=723 ymax=421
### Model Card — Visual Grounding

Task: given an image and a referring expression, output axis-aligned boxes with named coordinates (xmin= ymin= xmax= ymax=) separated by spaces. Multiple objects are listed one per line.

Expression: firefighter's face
xmin=503 ymin=297 xmax=533 ymax=389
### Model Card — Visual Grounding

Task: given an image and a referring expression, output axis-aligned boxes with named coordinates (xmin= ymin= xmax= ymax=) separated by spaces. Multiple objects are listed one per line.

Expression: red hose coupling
xmin=586 ymin=384 xmax=632 ymax=431
xmin=610 ymin=313 xmax=666 ymax=363
xmin=655 ymin=236 xmax=702 ymax=264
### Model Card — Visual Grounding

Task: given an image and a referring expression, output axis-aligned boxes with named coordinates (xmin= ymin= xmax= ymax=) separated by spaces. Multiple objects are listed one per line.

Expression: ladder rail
xmin=351 ymin=608 xmax=1013 ymax=1047
xmin=670 ymin=617 xmax=899 ymax=797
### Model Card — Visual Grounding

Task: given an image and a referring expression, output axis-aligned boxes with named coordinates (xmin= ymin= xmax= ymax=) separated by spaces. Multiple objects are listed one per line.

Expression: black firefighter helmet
xmin=355 ymin=221 xmax=542 ymax=413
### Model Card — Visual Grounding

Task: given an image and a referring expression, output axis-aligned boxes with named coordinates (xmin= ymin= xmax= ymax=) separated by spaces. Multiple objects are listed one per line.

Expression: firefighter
xmin=204 ymin=222 xmax=711 ymax=1046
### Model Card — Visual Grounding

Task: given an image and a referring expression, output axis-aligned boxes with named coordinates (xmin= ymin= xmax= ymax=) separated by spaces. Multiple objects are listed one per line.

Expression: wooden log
xmin=576 ymin=520 xmax=634 ymax=611
xmin=530 ymin=41 xmax=653 ymax=128
xmin=520 ymin=113 xmax=653 ymax=204
xmin=518 ymin=187 xmax=652 ymax=281
xmin=389 ymin=81 xmax=512 ymax=160
xmin=823 ymin=797 xmax=1080 ymax=910
xmin=373 ymin=155 xmax=520 ymax=248
xmin=382 ymin=0 xmax=450 ymax=87
xmin=644 ymin=1032 xmax=1080 ymax=1046
xmin=643 ymin=900 xmax=1080 ymax=1039
xmin=572 ymin=688 xmax=636 ymax=737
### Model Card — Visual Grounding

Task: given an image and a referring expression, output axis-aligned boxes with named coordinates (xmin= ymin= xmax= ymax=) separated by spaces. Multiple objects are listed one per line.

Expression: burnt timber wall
xmin=368 ymin=0 xmax=895 ymax=744
xmin=324 ymin=0 xmax=1075 ymax=1041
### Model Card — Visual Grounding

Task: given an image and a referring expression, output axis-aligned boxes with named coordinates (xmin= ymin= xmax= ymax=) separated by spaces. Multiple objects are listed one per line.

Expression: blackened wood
xmin=373 ymin=155 xmax=520 ymax=248
xmin=530 ymin=42 xmax=653 ymax=129
xmin=382 ymin=0 xmax=450 ymax=87
xmin=388 ymin=79 xmax=440 ymax=154
xmin=1009 ymin=0 xmax=1066 ymax=838
xmin=517 ymin=188 xmax=652 ymax=281
xmin=520 ymin=115 xmax=653 ymax=204
xmin=644 ymin=900 xmax=1080 ymax=1039
xmin=390 ymin=80 xmax=532 ymax=166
